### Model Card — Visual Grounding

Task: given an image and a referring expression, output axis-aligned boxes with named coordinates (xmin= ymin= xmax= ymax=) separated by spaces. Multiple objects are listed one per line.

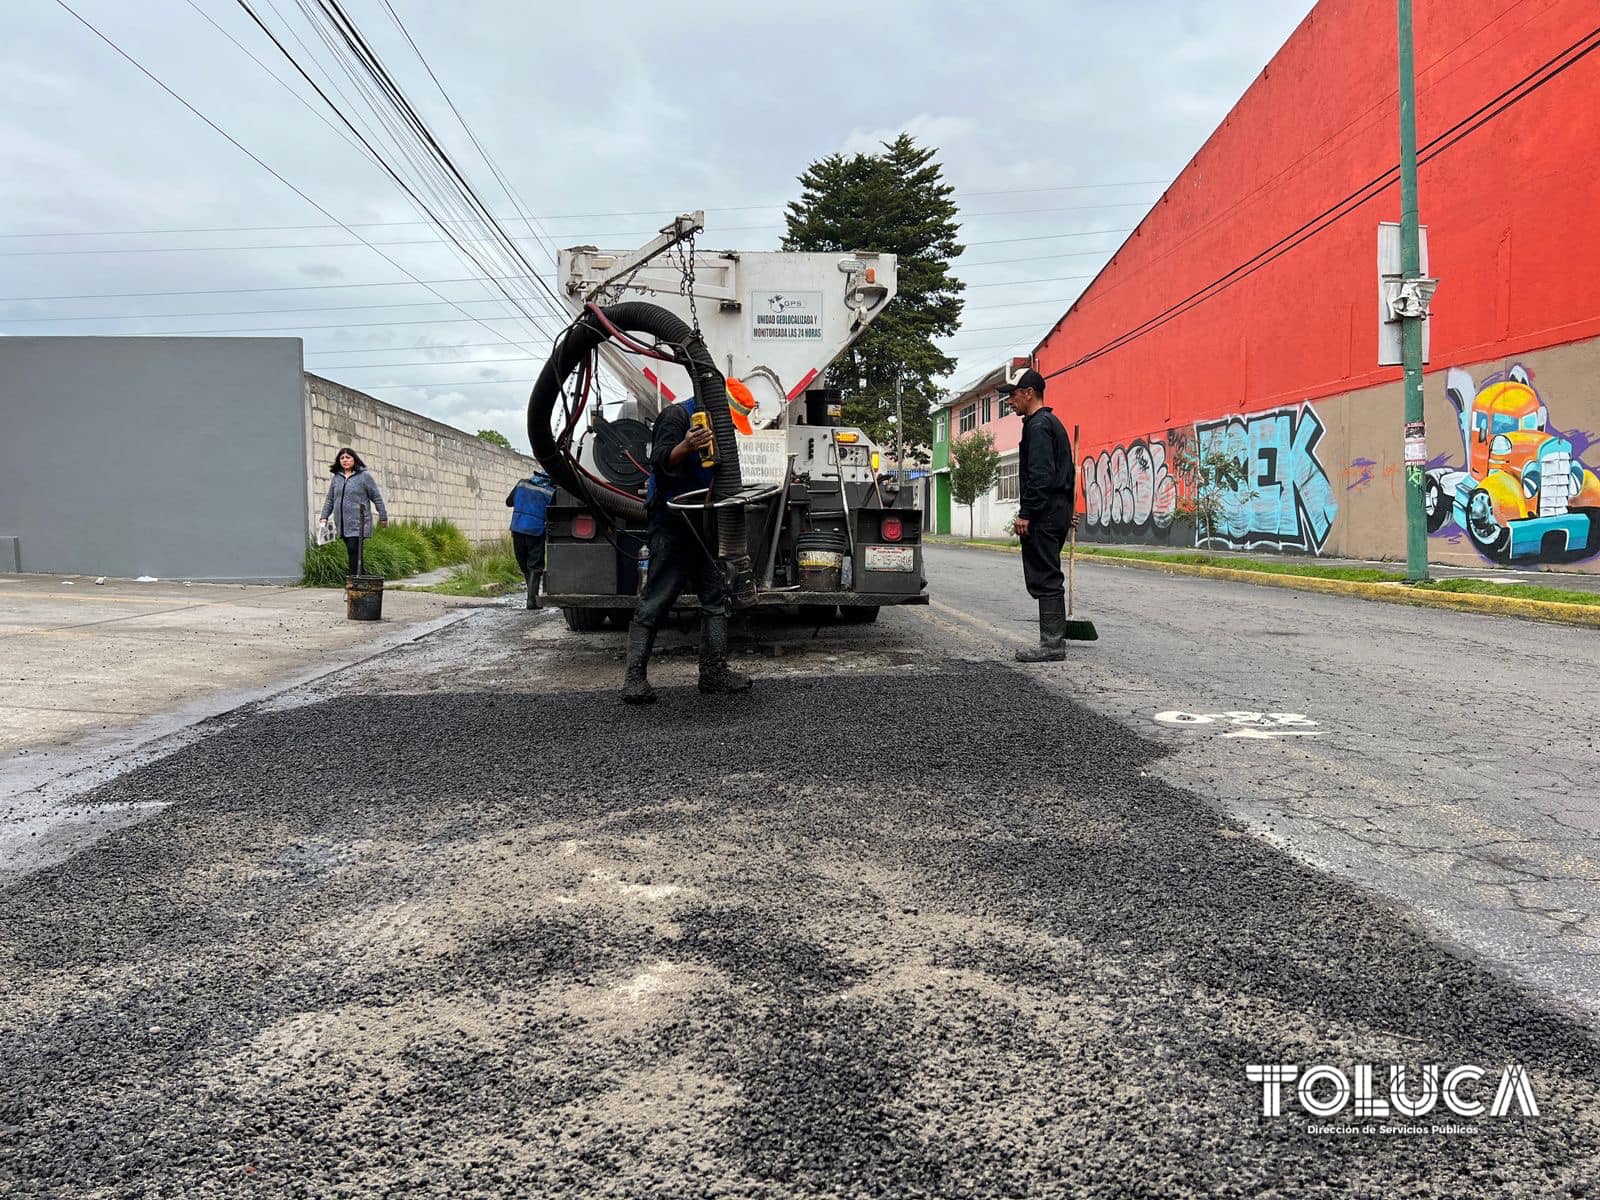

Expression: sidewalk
xmin=927 ymin=535 xmax=1600 ymax=627
xmin=931 ymin=534 xmax=1600 ymax=591
xmin=0 ymin=574 xmax=485 ymax=764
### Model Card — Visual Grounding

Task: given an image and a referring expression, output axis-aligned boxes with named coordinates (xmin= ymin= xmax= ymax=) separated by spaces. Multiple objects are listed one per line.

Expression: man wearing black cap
xmin=999 ymin=368 xmax=1075 ymax=662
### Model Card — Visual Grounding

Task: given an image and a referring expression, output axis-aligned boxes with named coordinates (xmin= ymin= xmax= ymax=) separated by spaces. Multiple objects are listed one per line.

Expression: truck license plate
xmin=864 ymin=545 xmax=915 ymax=572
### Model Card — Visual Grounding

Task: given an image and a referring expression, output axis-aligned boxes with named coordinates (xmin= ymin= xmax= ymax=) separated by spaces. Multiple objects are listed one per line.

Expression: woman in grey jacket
xmin=320 ymin=447 xmax=389 ymax=574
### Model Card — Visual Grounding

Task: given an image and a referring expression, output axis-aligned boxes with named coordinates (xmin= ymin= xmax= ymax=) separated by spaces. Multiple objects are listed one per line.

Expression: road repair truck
xmin=526 ymin=213 xmax=927 ymax=630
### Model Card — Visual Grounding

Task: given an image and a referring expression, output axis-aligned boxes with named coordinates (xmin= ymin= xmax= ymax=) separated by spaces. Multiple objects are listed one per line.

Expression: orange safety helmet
xmin=725 ymin=377 xmax=757 ymax=436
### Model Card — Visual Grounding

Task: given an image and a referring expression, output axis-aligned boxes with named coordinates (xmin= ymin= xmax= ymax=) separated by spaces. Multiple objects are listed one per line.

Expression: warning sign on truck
xmin=751 ymin=291 xmax=823 ymax=341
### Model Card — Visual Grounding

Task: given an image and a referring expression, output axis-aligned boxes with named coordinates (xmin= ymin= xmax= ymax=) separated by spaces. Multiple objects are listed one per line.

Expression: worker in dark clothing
xmin=506 ymin=470 xmax=555 ymax=610
xmin=1000 ymin=368 xmax=1075 ymax=662
xmin=621 ymin=395 xmax=752 ymax=705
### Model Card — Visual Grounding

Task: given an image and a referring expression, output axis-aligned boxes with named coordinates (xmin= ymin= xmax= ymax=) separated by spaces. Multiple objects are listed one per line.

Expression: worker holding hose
xmin=620 ymin=394 xmax=753 ymax=705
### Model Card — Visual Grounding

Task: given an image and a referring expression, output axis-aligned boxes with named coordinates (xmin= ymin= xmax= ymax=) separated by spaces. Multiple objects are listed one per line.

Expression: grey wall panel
xmin=0 ymin=337 xmax=307 ymax=581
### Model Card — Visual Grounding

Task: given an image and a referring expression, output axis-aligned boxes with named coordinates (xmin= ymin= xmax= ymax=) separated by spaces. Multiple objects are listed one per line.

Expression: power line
xmin=0 ymin=191 xmax=1167 ymax=241
xmin=2 ymin=287 xmax=1088 ymax=339
xmin=230 ymin=0 xmax=563 ymax=342
xmin=181 ymin=0 xmax=376 ymax=166
xmin=48 ymin=0 xmax=546 ymax=362
xmin=962 ymin=272 xmax=1096 ymax=291
xmin=0 ymin=223 xmax=1134 ymax=261
xmin=2 ymin=295 xmax=548 ymax=325
xmin=0 ymin=205 xmax=1147 ymax=252
xmin=1043 ymin=22 xmax=1600 ymax=383
xmin=0 ymin=273 xmax=547 ymax=304
xmin=321 ymin=330 xmax=1054 ymax=389
xmin=0 ymin=272 xmax=1094 ymax=324
xmin=309 ymin=317 xmax=1061 ymax=369
xmin=0 ymin=245 xmax=1107 ymax=305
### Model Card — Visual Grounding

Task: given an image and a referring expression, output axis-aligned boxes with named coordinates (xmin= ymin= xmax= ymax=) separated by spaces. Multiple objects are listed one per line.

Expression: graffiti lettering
xmin=1196 ymin=405 xmax=1338 ymax=553
xmin=1083 ymin=435 xmax=1180 ymax=536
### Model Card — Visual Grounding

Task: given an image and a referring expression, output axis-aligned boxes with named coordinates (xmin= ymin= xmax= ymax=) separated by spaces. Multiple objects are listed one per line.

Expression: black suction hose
xmin=527 ymin=302 xmax=753 ymax=600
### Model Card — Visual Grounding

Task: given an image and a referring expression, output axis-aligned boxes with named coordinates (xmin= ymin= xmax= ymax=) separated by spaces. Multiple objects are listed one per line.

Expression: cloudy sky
xmin=4 ymin=0 xmax=1314 ymax=450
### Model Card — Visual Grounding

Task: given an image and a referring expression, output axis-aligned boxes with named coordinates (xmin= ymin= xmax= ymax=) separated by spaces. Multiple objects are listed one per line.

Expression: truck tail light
xmin=572 ymin=514 xmax=597 ymax=540
xmin=881 ymin=516 xmax=903 ymax=543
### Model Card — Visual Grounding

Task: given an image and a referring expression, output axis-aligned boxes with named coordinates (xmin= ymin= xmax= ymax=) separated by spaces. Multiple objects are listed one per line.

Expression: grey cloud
xmin=3 ymin=0 xmax=1314 ymax=421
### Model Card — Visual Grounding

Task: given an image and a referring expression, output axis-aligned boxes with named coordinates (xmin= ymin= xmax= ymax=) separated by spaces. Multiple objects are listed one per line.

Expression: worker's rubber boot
xmin=697 ymin=614 xmax=752 ymax=694
xmin=1015 ymin=596 xmax=1068 ymax=663
xmin=621 ymin=623 xmax=658 ymax=705
xmin=525 ymin=569 xmax=543 ymax=611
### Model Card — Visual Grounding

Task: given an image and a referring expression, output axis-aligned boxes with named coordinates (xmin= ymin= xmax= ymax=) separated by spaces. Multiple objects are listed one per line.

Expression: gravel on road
xmin=2 ymin=661 xmax=1596 ymax=1198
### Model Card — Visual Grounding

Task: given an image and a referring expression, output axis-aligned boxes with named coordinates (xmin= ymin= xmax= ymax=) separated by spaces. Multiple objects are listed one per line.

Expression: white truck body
xmin=558 ymin=217 xmax=897 ymax=487
xmin=540 ymin=215 xmax=926 ymax=625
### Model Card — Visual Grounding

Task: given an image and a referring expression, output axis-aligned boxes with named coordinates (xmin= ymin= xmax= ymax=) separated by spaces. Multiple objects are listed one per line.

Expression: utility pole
xmin=895 ymin=373 xmax=905 ymax=485
xmin=1398 ymin=0 xmax=1429 ymax=583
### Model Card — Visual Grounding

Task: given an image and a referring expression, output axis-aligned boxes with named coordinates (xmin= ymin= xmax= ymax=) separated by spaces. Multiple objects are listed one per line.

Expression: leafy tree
xmin=1171 ymin=435 xmax=1257 ymax=546
xmin=950 ymin=431 xmax=1001 ymax=539
xmin=783 ymin=134 xmax=964 ymax=461
xmin=476 ymin=428 xmax=513 ymax=449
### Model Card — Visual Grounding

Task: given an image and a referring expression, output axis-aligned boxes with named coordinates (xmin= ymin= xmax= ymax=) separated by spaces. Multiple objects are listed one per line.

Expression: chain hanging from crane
xmin=675 ymin=226 xmax=702 ymax=341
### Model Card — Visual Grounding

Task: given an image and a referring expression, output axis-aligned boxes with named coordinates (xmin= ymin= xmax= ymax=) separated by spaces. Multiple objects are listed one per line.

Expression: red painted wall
xmin=1034 ymin=0 xmax=1600 ymax=459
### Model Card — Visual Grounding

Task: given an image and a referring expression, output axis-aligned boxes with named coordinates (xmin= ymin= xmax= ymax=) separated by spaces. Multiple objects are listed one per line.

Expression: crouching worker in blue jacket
xmin=507 ymin=470 xmax=554 ymax=610
xmin=620 ymin=395 xmax=752 ymax=705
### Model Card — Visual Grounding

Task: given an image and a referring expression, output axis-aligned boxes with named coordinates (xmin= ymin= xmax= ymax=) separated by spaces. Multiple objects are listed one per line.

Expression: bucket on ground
xmin=346 ymin=574 xmax=384 ymax=621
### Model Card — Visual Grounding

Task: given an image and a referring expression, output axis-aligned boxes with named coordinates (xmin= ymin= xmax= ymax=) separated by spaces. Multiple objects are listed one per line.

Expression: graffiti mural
xmin=1425 ymin=365 xmax=1600 ymax=563
xmin=1082 ymin=432 xmax=1184 ymax=538
xmin=1195 ymin=404 xmax=1338 ymax=553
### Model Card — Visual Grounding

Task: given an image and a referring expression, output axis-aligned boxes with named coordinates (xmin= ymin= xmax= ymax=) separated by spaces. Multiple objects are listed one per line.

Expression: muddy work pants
xmin=632 ymin=512 xmax=730 ymax=631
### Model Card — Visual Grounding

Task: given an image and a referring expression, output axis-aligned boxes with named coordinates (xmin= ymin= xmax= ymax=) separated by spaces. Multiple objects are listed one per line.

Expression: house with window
xmin=928 ymin=357 xmax=1032 ymax=537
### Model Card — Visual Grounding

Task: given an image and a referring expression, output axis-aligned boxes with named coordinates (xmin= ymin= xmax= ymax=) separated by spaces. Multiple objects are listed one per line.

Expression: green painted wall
xmin=931 ymin=410 xmax=950 ymax=472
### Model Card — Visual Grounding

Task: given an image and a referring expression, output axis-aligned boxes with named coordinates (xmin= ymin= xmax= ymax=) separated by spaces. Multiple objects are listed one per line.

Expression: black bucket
xmin=795 ymin=530 xmax=848 ymax=591
xmin=346 ymin=574 xmax=384 ymax=621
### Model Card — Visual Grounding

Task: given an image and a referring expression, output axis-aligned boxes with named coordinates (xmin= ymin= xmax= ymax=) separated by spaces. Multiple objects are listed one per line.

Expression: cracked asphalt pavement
xmin=2 ymin=551 xmax=1599 ymax=1197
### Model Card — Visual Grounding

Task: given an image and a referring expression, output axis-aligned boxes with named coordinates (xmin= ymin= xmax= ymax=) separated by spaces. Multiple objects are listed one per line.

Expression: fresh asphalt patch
xmin=1 ymin=664 xmax=1597 ymax=1198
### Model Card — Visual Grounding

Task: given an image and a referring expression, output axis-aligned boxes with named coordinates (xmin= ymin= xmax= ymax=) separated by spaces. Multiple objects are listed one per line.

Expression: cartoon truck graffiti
xmin=1424 ymin=365 xmax=1600 ymax=561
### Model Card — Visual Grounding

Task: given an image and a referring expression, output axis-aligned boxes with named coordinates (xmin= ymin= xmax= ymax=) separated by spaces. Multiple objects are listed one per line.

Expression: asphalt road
xmin=2 ymin=557 xmax=1598 ymax=1197
xmin=921 ymin=544 xmax=1600 ymax=1024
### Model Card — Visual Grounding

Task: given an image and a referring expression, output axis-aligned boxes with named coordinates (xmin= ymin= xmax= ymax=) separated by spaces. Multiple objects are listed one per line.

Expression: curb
xmin=936 ymin=540 xmax=1600 ymax=630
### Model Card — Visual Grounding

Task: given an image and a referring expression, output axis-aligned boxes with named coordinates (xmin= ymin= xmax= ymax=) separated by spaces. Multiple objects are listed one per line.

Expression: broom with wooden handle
xmin=1063 ymin=422 xmax=1098 ymax=641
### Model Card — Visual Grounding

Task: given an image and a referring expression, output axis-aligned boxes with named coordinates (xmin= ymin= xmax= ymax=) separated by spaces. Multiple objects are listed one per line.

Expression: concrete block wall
xmin=305 ymin=375 xmax=538 ymax=544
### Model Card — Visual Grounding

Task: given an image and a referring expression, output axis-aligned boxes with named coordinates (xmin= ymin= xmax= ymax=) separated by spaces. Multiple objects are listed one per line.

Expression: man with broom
xmin=1000 ymin=368 xmax=1094 ymax=660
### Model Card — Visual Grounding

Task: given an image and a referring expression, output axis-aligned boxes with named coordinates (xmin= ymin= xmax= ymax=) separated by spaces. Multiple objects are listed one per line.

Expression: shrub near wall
xmin=300 ymin=518 xmax=471 ymax=586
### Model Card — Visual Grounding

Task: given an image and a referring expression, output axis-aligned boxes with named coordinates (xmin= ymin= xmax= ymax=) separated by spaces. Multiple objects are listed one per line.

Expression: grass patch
xmin=1414 ymin=577 xmax=1600 ymax=607
xmin=939 ymin=537 xmax=1404 ymax=583
xmin=415 ymin=536 xmax=524 ymax=597
xmin=300 ymin=517 xmax=472 ymax=586
xmin=417 ymin=517 xmax=471 ymax=565
xmin=1072 ymin=546 xmax=1405 ymax=583
xmin=938 ymin=536 xmax=1600 ymax=607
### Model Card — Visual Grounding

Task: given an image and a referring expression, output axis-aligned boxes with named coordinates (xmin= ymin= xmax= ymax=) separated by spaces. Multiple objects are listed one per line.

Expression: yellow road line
xmin=939 ymin=542 xmax=1600 ymax=630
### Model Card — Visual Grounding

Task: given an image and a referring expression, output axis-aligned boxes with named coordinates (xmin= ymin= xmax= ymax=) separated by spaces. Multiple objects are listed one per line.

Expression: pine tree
xmin=782 ymin=134 xmax=964 ymax=461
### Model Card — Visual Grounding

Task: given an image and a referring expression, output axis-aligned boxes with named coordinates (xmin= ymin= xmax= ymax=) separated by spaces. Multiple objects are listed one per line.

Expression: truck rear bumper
xmin=544 ymin=590 xmax=928 ymax=610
